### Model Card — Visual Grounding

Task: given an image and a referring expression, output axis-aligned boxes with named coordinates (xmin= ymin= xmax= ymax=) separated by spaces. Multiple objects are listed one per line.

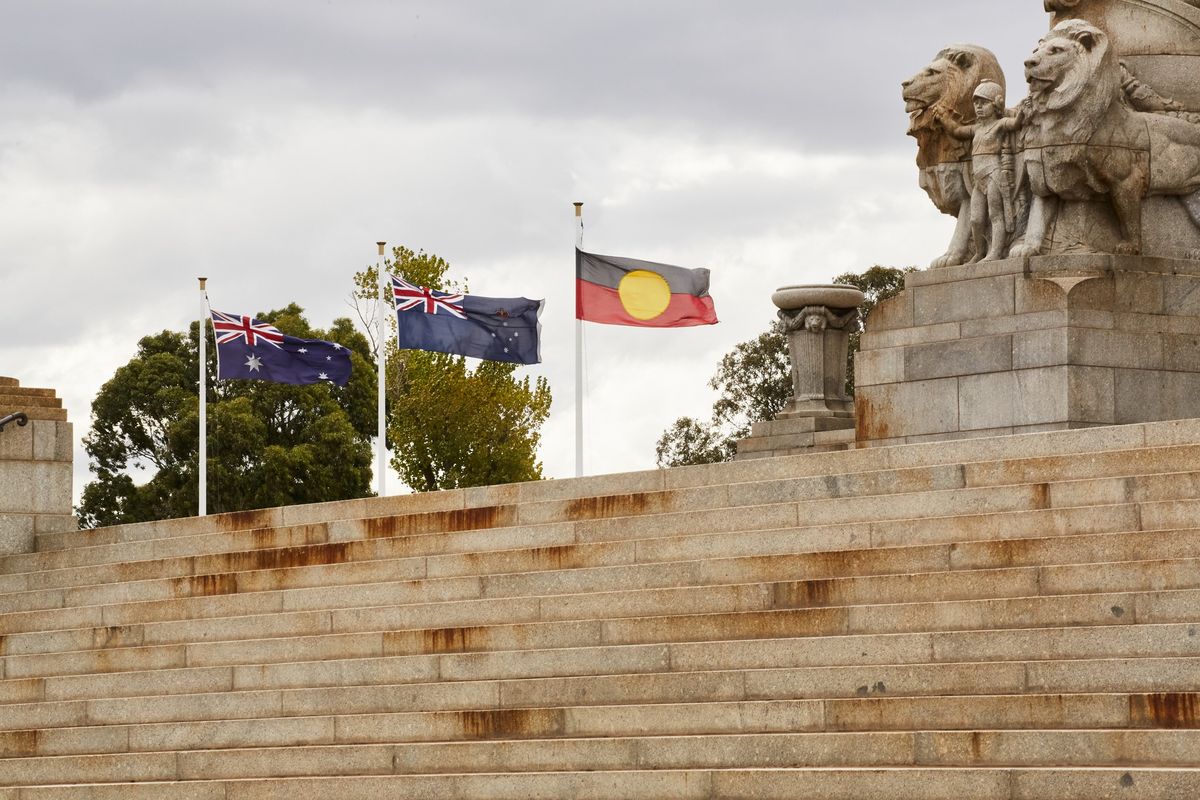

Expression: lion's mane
xmin=1023 ymin=19 xmax=1122 ymax=146
xmin=905 ymin=44 xmax=1006 ymax=171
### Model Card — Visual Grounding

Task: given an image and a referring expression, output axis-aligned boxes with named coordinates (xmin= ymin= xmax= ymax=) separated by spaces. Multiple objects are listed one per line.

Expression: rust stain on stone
xmin=250 ymin=527 xmax=277 ymax=549
xmin=175 ymin=573 xmax=238 ymax=598
xmin=455 ymin=708 xmax=562 ymax=740
xmin=95 ymin=625 xmax=137 ymax=648
xmin=773 ymin=579 xmax=837 ymax=608
xmin=215 ymin=508 xmax=275 ymax=532
xmin=0 ymin=729 xmax=39 ymax=757
xmin=221 ymin=542 xmax=355 ymax=574
xmin=418 ymin=626 xmax=487 ymax=654
xmin=365 ymin=506 xmax=515 ymax=539
xmin=1031 ymin=482 xmax=1051 ymax=510
xmin=855 ymin=395 xmax=892 ymax=443
xmin=531 ymin=545 xmax=579 ymax=570
xmin=974 ymin=538 xmax=1036 ymax=568
xmin=565 ymin=492 xmax=664 ymax=521
xmin=1136 ymin=693 xmax=1200 ymax=728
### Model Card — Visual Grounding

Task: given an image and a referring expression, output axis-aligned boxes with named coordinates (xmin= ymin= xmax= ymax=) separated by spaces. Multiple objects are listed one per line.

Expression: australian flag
xmin=392 ymin=276 xmax=542 ymax=365
xmin=210 ymin=309 xmax=352 ymax=386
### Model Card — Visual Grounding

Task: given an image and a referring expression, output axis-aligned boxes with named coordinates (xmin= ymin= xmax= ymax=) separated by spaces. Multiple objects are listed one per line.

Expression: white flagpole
xmin=198 ymin=276 xmax=208 ymax=517
xmin=376 ymin=241 xmax=388 ymax=497
xmin=574 ymin=202 xmax=584 ymax=479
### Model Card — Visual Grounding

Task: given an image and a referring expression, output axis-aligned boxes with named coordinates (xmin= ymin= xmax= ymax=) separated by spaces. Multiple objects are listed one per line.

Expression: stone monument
xmin=735 ymin=285 xmax=863 ymax=458
xmin=853 ymin=0 xmax=1200 ymax=446
xmin=0 ymin=376 xmax=75 ymax=554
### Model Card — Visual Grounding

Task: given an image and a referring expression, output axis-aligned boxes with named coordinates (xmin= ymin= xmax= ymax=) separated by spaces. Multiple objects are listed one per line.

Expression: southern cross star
xmin=318 ymin=372 xmax=329 ymax=380
xmin=244 ymin=354 xmax=263 ymax=372
xmin=298 ymin=348 xmax=308 ymax=353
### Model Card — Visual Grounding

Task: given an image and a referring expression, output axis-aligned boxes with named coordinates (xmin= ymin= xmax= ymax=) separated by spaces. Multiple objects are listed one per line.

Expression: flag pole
xmin=376 ymin=241 xmax=388 ymax=498
xmin=573 ymin=202 xmax=584 ymax=479
xmin=198 ymin=276 xmax=208 ymax=517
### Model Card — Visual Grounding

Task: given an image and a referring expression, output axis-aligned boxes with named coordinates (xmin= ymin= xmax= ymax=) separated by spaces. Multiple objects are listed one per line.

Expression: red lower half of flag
xmin=576 ymin=279 xmax=718 ymax=328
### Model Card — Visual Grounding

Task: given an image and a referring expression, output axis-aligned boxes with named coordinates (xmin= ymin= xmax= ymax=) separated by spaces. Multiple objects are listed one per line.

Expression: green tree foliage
xmin=354 ymin=246 xmax=552 ymax=492
xmin=77 ymin=305 xmax=375 ymax=528
xmin=655 ymin=265 xmax=912 ymax=468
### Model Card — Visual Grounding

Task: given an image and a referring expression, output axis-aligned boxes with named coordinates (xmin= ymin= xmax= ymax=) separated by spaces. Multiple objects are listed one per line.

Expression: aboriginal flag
xmin=575 ymin=249 xmax=718 ymax=328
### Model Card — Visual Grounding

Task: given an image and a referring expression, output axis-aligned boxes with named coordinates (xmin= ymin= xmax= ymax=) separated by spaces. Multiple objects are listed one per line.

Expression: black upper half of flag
xmin=211 ymin=310 xmax=352 ymax=386
xmin=392 ymin=280 xmax=542 ymax=365
xmin=576 ymin=249 xmax=712 ymax=296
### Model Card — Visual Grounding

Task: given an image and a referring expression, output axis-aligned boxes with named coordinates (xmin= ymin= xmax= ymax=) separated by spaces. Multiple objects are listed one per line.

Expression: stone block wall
xmin=854 ymin=255 xmax=1200 ymax=446
xmin=0 ymin=376 xmax=75 ymax=554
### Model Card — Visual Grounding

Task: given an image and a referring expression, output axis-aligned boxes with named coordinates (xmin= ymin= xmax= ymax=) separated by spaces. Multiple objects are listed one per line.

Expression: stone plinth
xmin=0 ymin=376 xmax=75 ymax=554
xmin=854 ymin=255 xmax=1200 ymax=446
xmin=735 ymin=285 xmax=863 ymax=459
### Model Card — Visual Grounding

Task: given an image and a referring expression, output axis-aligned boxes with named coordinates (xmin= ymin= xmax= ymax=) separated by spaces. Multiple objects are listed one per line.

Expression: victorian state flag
xmin=576 ymin=248 xmax=718 ymax=327
xmin=392 ymin=276 xmax=542 ymax=365
xmin=210 ymin=310 xmax=352 ymax=385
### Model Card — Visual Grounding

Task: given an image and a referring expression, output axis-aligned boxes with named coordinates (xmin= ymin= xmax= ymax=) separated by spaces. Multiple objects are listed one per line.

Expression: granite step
xmin=5 ymin=728 xmax=1200 ymax=785
xmin=7 ymin=522 xmax=1198 ymax=637
xmin=1 ymin=655 xmax=1197 ymax=745
xmin=4 ymin=617 xmax=1194 ymax=709
xmin=3 ymin=554 xmax=1199 ymax=660
xmin=2 ymin=472 xmax=1194 ymax=614
xmin=2 ymin=585 xmax=1197 ymax=680
xmin=5 ymin=767 xmax=1200 ymax=800
xmin=14 ymin=444 xmax=1200 ymax=578
xmin=30 ymin=417 xmax=1200 ymax=556
xmin=0 ymin=487 xmax=1167 ymax=603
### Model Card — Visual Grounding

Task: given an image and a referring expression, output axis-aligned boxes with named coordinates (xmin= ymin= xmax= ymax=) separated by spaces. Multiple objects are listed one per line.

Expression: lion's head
xmin=902 ymin=44 xmax=1005 ymax=168
xmin=1023 ymin=19 xmax=1120 ymax=142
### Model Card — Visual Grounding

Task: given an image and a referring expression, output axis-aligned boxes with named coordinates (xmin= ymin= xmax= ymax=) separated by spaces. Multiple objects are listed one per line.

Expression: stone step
xmin=20 ymin=441 xmax=1200 ymax=577
xmin=0 ymin=493 xmax=1190 ymax=617
xmin=2 ymin=583 xmax=1197 ymax=681
xmin=4 ymin=553 xmax=1199 ymax=660
xmin=4 ymin=615 xmax=1194 ymax=709
xmin=3 ymin=456 xmax=1194 ymax=603
xmin=1 ymin=654 xmax=1197 ymax=741
xmin=0 ymin=393 xmax=61 ymax=409
xmin=4 ymin=729 xmax=1200 ymax=785
xmin=0 ymin=490 xmax=1149 ymax=601
xmin=33 ymin=417 xmax=1199 ymax=554
xmin=10 ymin=522 xmax=1195 ymax=636
xmin=2 ymin=623 xmax=1190 ymax=729
xmin=5 ymin=767 xmax=1200 ymax=800
xmin=0 ymin=516 xmax=1190 ymax=637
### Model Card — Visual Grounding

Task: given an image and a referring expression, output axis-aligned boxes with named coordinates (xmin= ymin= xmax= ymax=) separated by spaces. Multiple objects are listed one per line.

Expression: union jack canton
xmin=388 ymin=274 xmax=544 ymax=365
xmin=392 ymin=276 xmax=467 ymax=319
xmin=208 ymin=307 xmax=352 ymax=386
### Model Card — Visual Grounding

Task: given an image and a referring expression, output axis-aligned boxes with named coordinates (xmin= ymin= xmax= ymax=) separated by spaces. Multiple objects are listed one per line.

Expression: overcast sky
xmin=0 ymin=1 xmax=1052 ymax=503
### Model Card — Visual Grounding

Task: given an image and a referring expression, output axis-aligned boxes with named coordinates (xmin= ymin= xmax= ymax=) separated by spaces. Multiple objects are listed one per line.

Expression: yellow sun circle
xmin=617 ymin=270 xmax=671 ymax=320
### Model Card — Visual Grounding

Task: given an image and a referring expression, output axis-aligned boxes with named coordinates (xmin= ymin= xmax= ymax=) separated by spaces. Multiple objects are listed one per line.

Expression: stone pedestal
xmin=736 ymin=285 xmax=864 ymax=459
xmin=0 ymin=377 xmax=75 ymax=554
xmin=854 ymin=255 xmax=1200 ymax=446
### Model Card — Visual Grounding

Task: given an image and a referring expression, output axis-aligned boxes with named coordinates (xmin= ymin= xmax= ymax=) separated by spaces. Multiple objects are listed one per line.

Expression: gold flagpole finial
xmin=573 ymin=202 xmax=583 ymax=217
xmin=198 ymin=277 xmax=207 ymax=290
xmin=376 ymin=241 xmax=387 ymax=257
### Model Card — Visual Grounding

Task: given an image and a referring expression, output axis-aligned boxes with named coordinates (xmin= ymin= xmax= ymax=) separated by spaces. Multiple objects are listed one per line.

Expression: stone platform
xmin=0 ymin=377 xmax=75 ymax=555
xmin=1 ymin=419 xmax=1199 ymax=795
xmin=854 ymin=255 xmax=1200 ymax=446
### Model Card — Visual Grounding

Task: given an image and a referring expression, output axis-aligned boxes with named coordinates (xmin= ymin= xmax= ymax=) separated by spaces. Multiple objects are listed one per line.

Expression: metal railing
xmin=0 ymin=412 xmax=28 ymax=433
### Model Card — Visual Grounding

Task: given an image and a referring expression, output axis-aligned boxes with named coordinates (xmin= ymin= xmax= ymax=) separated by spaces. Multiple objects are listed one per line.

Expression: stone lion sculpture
xmin=902 ymin=44 xmax=1006 ymax=268
xmin=1013 ymin=19 xmax=1200 ymax=257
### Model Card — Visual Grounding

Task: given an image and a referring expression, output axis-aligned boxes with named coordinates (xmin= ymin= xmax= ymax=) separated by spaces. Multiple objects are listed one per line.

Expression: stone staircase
xmin=2 ymin=420 xmax=1200 ymax=798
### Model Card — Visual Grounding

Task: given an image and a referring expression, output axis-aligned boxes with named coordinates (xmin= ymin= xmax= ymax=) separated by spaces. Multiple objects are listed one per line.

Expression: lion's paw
xmin=1114 ymin=241 xmax=1142 ymax=256
xmin=1009 ymin=243 xmax=1041 ymax=258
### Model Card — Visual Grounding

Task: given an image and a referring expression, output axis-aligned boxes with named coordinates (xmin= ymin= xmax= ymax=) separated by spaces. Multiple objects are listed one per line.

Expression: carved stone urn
xmin=772 ymin=284 xmax=865 ymax=418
